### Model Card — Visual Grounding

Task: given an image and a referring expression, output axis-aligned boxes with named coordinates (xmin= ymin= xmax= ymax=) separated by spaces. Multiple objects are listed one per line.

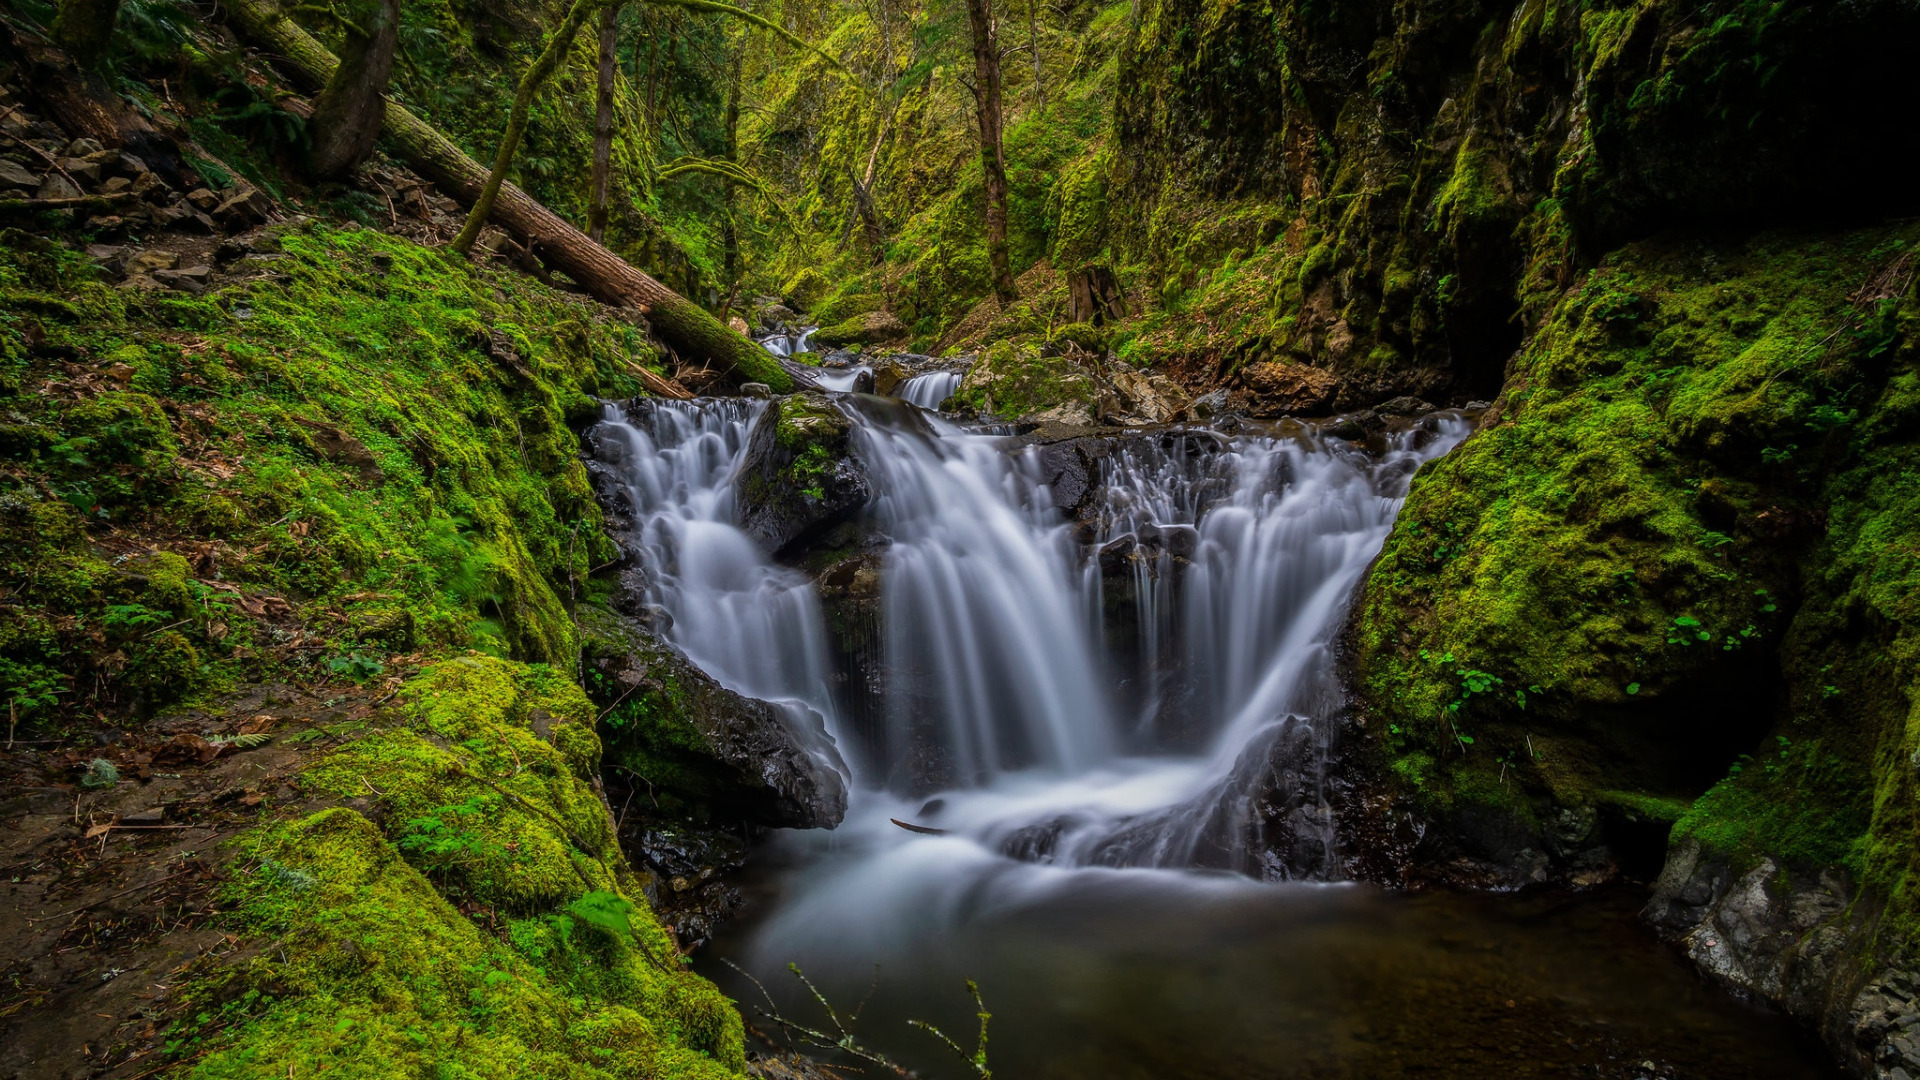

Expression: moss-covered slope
xmin=179 ymin=655 xmax=745 ymax=1078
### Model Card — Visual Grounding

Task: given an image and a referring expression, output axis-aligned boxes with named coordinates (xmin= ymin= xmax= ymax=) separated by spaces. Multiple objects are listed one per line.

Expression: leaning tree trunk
xmin=587 ymin=3 xmax=618 ymax=242
xmin=219 ymin=0 xmax=795 ymax=391
xmin=962 ymin=0 xmax=1016 ymax=306
xmin=305 ymin=0 xmax=400 ymax=179
xmin=49 ymin=0 xmax=120 ymax=68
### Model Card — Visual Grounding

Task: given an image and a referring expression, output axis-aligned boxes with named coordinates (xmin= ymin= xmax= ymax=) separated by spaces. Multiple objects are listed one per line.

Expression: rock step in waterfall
xmin=588 ymin=387 xmax=1471 ymax=880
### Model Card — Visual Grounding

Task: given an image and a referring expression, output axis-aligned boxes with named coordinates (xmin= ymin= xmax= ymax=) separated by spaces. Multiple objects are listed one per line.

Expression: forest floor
xmin=0 ymin=673 xmax=413 ymax=1079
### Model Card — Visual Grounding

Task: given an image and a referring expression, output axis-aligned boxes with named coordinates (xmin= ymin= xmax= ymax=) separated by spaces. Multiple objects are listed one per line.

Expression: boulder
xmin=733 ymin=392 xmax=872 ymax=556
xmin=579 ymin=606 xmax=848 ymax=830
xmin=812 ymin=309 xmax=909 ymax=348
xmin=1238 ymin=360 xmax=1342 ymax=417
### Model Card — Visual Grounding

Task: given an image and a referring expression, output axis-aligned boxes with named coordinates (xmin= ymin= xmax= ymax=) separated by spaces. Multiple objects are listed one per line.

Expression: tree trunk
xmin=451 ymin=0 xmax=601 ymax=253
xmin=1067 ymin=264 xmax=1126 ymax=325
xmin=305 ymin=0 xmax=400 ymax=179
xmin=587 ymin=3 xmax=618 ymax=242
xmin=721 ymin=41 xmax=741 ymax=284
xmin=217 ymin=0 xmax=797 ymax=391
xmin=1025 ymin=0 xmax=1044 ymax=115
xmin=49 ymin=0 xmax=120 ymax=69
xmin=962 ymin=0 xmax=1016 ymax=306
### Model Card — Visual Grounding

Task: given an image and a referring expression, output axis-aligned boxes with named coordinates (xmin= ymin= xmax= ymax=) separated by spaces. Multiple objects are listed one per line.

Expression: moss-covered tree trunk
xmin=305 ymin=0 xmax=399 ymax=180
xmin=587 ymin=3 xmax=619 ymax=242
xmin=963 ymin=0 xmax=1017 ymax=306
xmin=218 ymin=0 xmax=794 ymax=391
xmin=49 ymin=0 xmax=119 ymax=68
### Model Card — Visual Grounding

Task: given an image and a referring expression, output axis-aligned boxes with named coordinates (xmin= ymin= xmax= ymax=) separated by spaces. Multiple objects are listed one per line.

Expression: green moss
xmin=1 ymin=224 xmax=641 ymax=727
xmin=953 ymin=341 xmax=1096 ymax=420
xmin=178 ymin=656 xmax=747 ymax=1078
xmin=1358 ymin=221 xmax=1920 ymax=940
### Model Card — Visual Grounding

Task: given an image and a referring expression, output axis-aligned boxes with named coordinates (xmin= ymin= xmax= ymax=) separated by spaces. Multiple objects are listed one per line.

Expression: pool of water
xmin=700 ymin=839 xmax=1839 ymax=1080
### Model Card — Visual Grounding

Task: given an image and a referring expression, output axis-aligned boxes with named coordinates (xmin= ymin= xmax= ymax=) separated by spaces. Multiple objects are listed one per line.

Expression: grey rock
xmin=214 ymin=187 xmax=273 ymax=230
xmin=57 ymin=157 xmax=102 ymax=184
xmin=152 ymin=265 xmax=213 ymax=295
xmin=740 ymin=382 xmax=772 ymax=399
xmin=35 ymin=173 xmax=83 ymax=201
xmin=185 ymin=187 xmax=220 ymax=211
xmin=63 ymin=137 xmax=105 ymax=158
xmin=0 ymin=159 xmax=36 ymax=190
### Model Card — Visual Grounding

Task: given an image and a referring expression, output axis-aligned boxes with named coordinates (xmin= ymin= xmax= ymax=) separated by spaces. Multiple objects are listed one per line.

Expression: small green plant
xmin=80 ymin=758 xmax=120 ymax=788
xmin=397 ymin=797 xmax=508 ymax=876
xmin=1668 ymin=616 xmax=1712 ymax=645
xmin=1760 ymin=444 xmax=1797 ymax=465
xmin=325 ymin=652 xmax=386 ymax=682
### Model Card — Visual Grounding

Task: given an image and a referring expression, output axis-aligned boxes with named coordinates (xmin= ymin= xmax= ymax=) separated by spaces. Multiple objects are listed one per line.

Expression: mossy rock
xmin=731 ymin=393 xmax=872 ymax=556
xmin=812 ymin=310 xmax=909 ymax=349
xmin=953 ymin=341 xmax=1097 ymax=423
xmin=579 ymin=606 xmax=848 ymax=829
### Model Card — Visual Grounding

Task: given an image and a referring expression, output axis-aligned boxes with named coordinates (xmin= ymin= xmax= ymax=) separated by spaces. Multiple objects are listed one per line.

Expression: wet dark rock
xmin=734 ymin=392 xmax=872 ymax=557
xmin=1376 ymin=396 xmax=1435 ymax=416
xmin=578 ymin=605 xmax=848 ymax=831
xmin=1325 ymin=410 xmax=1383 ymax=441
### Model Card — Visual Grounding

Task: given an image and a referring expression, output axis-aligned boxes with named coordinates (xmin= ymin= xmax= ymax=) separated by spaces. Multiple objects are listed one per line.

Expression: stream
xmin=589 ymin=392 xmax=1841 ymax=1079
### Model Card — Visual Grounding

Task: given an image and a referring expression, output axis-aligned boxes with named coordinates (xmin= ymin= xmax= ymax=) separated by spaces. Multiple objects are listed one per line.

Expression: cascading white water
xmin=594 ymin=392 xmax=1472 ymax=992
xmin=852 ymin=412 xmax=1117 ymax=784
xmin=897 ymin=371 xmax=962 ymax=410
xmin=758 ymin=326 xmax=817 ymax=358
xmin=587 ymin=399 xmax=848 ymax=774
xmin=725 ymin=406 xmax=1471 ymax=985
xmin=811 ymin=364 xmax=872 ymax=393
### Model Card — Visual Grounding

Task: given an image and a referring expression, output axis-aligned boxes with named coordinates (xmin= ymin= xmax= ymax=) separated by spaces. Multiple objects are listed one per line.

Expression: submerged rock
xmin=579 ymin=606 xmax=848 ymax=830
xmin=733 ymin=392 xmax=873 ymax=557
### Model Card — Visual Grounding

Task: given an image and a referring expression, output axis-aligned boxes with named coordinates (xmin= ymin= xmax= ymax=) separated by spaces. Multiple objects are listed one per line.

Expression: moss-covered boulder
xmin=732 ymin=393 xmax=872 ymax=557
xmin=579 ymin=606 xmax=848 ymax=829
xmin=812 ymin=310 xmax=910 ymax=349
xmin=953 ymin=341 xmax=1097 ymax=424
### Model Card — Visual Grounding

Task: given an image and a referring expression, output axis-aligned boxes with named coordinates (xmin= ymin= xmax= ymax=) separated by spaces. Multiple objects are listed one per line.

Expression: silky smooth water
xmin=595 ymin=394 xmax=1836 ymax=1079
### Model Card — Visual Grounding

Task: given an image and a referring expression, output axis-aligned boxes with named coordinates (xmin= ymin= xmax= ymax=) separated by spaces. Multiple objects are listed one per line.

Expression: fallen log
xmin=218 ymin=0 xmax=803 ymax=393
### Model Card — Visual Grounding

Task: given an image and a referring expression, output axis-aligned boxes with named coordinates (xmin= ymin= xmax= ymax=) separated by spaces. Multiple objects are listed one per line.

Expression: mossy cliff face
xmin=178 ymin=656 xmax=746 ymax=1079
xmin=1105 ymin=0 xmax=1920 ymax=403
xmin=1349 ymin=221 xmax=1920 ymax=1058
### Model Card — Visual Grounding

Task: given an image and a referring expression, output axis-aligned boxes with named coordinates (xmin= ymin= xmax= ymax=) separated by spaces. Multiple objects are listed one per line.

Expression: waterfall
xmin=587 ymin=400 xmax=847 ymax=774
xmin=811 ymin=364 xmax=872 ymax=393
xmin=591 ymin=393 xmax=1471 ymax=964
xmin=897 ymin=371 xmax=962 ymax=410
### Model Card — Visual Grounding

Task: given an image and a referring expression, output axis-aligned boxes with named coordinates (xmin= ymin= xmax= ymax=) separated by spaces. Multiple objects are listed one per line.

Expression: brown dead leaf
xmin=237 ymin=715 xmax=273 ymax=735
